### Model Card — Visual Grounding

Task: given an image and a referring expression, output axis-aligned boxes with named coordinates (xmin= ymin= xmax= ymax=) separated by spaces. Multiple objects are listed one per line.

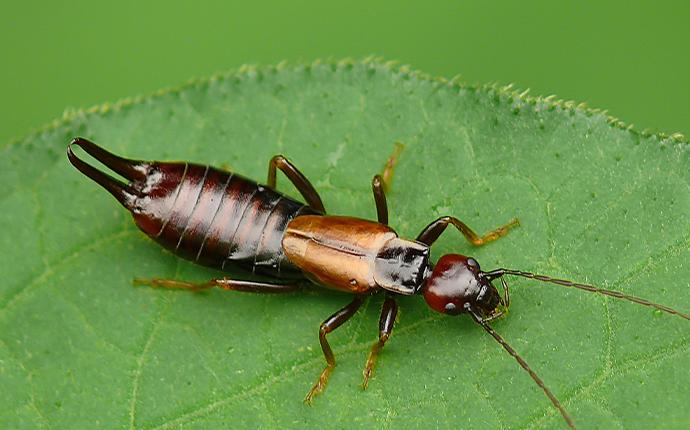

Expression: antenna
xmin=485 ymin=269 xmax=690 ymax=321
xmin=467 ymin=307 xmax=576 ymax=430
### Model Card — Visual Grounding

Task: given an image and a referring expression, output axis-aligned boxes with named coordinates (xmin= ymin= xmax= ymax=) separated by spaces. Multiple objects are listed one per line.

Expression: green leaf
xmin=1 ymin=60 xmax=688 ymax=429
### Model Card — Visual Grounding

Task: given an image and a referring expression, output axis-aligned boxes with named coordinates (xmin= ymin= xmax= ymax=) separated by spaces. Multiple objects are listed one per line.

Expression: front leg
xmin=416 ymin=216 xmax=519 ymax=247
xmin=362 ymin=294 xmax=398 ymax=389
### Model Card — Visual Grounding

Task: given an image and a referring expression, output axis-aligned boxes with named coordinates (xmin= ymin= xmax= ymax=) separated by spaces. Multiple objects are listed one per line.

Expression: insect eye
xmin=444 ymin=302 xmax=461 ymax=315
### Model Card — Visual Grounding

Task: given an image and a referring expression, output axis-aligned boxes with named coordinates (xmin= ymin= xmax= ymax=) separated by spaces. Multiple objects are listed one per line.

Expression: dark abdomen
xmin=131 ymin=162 xmax=316 ymax=278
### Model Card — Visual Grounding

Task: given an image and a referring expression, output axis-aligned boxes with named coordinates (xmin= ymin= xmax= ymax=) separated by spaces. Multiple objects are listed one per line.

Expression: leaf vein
xmin=0 ymin=229 xmax=136 ymax=314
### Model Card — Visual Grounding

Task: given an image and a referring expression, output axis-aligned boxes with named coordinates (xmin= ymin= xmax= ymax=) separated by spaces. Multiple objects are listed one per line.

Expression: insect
xmin=67 ymin=137 xmax=688 ymax=429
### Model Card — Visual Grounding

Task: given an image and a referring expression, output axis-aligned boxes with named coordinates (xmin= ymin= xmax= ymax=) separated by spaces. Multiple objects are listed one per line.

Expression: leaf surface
xmin=1 ymin=61 xmax=688 ymax=429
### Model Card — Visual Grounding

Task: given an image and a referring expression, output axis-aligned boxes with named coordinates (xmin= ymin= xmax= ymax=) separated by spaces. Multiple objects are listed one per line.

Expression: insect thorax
xmin=373 ymin=237 xmax=430 ymax=295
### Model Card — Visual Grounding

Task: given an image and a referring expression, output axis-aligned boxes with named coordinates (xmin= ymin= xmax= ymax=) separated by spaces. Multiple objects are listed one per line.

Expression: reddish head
xmin=422 ymin=254 xmax=502 ymax=317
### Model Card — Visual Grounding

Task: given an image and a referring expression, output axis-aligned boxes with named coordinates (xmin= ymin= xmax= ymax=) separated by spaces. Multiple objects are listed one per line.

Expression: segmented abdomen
xmin=132 ymin=162 xmax=316 ymax=278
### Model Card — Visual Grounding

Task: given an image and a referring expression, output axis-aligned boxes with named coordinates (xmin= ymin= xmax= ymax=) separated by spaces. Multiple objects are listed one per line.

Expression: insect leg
xmin=362 ymin=294 xmax=398 ymax=389
xmin=416 ymin=215 xmax=519 ymax=247
xmin=267 ymin=155 xmax=325 ymax=212
xmin=133 ymin=277 xmax=301 ymax=293
xmin=371 ymin=174 xmax=388 ymax=225
xmin=371 ymin=142 xmax=404 ymax=225
xmin=304 ymin=297 xmax=364 ymax=404
xmin=380 ymin=141 xmax=404 ymax=192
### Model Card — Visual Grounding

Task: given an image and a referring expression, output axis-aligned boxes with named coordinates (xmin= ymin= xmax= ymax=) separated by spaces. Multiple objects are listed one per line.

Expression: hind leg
xmin=133 ymin=277 xmax=300 ymax=293
xmin=267 ymin=155 xmax=325 ymax=212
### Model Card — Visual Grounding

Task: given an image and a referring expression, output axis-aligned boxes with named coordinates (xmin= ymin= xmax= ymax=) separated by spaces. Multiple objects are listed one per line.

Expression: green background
xmin=2 ymin=60 xmax=688 ymax=429
xmin=1 ymin=1 xmax=688 ymax=145
xmin=1 ymin=2 xmax=689 ymax=428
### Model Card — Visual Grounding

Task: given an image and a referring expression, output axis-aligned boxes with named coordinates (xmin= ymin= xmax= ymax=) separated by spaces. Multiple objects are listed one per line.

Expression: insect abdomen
xmin=131 ymin=162 xmax=315 ymax=277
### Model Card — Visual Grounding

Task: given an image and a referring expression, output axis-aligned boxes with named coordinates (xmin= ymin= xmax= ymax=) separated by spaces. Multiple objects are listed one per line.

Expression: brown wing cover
xmin=282 ymin=215 xmax=397 ymax=293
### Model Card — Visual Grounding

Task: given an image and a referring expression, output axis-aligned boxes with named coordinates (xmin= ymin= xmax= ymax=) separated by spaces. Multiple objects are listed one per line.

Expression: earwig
xmin=67 ymin=137 xmax=689 ymax=429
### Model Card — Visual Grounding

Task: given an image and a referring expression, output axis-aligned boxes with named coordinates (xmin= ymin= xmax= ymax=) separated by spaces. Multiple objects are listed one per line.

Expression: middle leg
xmin=371 ymin=174 xmax=388 ymax=225
xmin=380 ymin=141 xmax=404 ymax=192
xmin=370 ymin=142 xmax=404 ymax=225
xmin=304 ymin=296 xmax=364 ymax=404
